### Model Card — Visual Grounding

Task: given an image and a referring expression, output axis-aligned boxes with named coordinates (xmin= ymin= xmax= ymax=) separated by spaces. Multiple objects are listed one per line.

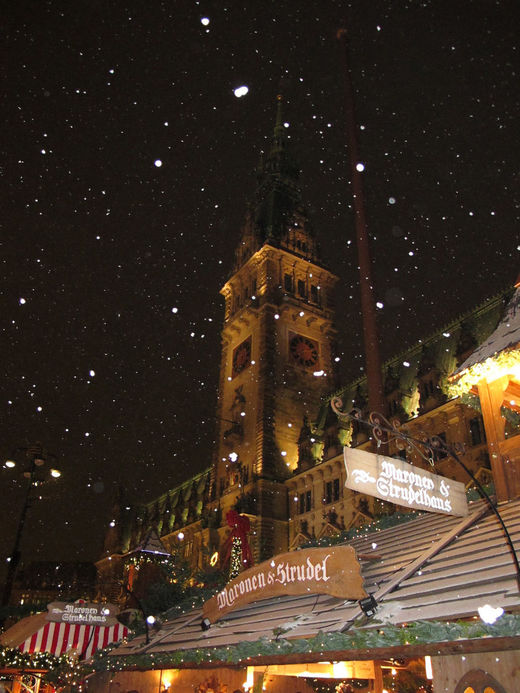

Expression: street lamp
xmin=1 ymin=443 xmax=61 ymax=608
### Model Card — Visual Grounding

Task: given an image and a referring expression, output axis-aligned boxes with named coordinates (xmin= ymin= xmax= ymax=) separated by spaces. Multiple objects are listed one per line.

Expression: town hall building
xmin=95 ymin=98 xmax=519 ymax=603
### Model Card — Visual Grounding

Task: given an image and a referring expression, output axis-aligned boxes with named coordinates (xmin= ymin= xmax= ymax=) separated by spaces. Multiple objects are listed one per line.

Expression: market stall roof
xmin=112 ymin=497 xmax=520 ymax=660
xmin=126 ymin=528 xmax=170 ymax=556
xmin=0 ymin=611 xmax=130 ymax=660
xmin=452 ymin=280 xmax=520 ymax=378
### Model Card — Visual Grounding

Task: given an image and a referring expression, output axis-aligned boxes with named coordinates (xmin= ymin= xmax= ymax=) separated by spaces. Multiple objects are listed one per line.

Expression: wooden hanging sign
xmin=203 ymin=545 xmax=366 ymax=623
xmin=344 ymin=448 xmax=468 ymax=516
xmin=46 ymin=601 xmax=119 ymax=626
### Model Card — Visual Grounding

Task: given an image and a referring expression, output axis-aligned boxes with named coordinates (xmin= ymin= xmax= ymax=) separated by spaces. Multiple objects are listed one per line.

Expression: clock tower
xmin=211 ymin=97 xmax=339 ymax=560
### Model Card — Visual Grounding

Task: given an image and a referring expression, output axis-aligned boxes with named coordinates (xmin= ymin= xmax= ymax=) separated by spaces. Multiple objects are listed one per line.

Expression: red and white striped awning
xmin=18 ymin=619 xmax=129 ymax=660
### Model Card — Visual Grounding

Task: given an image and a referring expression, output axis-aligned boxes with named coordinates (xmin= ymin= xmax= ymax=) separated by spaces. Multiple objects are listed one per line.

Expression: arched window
xmin=454 ymin=669 xmax=508 ymax=693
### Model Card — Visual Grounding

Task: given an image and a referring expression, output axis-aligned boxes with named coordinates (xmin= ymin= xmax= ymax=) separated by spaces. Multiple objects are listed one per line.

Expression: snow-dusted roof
xmin=452 ymin=283 xmax=520 ymax=377
xmin=127 ymin=529 xmax=170 ymax=556
xmin=110 ymin=498 xmax=520 ymax=660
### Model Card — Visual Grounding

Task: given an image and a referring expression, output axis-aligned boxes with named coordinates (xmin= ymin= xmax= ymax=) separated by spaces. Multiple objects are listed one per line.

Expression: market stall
xmin=0 ymin=602 xmax=130 ymax=691
xmin=83 ymin=497 xmax=520 ymax=693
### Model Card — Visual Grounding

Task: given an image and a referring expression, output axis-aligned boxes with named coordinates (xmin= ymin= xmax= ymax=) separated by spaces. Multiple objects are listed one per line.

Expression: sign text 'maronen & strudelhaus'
xmin=202 ymin=546 xmax=366 ymax=623
xmin=343 ymin=448 xmax=468 ymax=517
xmin=46 ymin=601 xmax=119 ymax=626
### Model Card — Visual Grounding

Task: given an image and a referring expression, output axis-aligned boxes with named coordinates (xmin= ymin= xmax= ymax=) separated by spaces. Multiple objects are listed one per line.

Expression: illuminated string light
xmin=230 ymin=537 xmax=242 ymax=579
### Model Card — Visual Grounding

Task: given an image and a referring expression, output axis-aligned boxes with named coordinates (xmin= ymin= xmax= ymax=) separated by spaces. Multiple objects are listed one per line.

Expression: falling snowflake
xmin=478 ymin=604 xmax=504 ymax=624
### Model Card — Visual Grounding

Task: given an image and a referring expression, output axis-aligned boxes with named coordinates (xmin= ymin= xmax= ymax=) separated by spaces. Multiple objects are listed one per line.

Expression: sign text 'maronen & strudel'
xmin=202 ymin=546 xmax=366 ymax=623
xmin=343 ymin=448 xmax=468 ymax=517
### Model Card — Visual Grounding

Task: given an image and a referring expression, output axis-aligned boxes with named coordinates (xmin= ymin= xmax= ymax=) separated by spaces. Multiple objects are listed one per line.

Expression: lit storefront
xmin=84 ymin=497 xmax=520 ymax=693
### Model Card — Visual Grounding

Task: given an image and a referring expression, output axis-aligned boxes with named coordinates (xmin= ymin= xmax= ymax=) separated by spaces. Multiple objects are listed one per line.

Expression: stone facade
xmin=95 ymin=98 xmax=518 ymax=601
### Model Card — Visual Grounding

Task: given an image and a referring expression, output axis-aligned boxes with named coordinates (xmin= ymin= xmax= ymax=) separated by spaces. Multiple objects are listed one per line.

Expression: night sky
xmin=2 ymin=1 xmax=519 ymax=575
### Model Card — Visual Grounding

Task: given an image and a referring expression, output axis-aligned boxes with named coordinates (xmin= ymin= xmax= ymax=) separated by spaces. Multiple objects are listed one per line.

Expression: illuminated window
xmin=454 ymin=669 xmax=506 ymax=693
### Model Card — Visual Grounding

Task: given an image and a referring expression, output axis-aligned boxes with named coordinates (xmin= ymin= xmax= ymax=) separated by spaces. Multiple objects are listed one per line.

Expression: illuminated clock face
xmin=289 ymin=334 xmax=319 ymax=368
xmin=232 ymin=337 xmax=251 ymax=378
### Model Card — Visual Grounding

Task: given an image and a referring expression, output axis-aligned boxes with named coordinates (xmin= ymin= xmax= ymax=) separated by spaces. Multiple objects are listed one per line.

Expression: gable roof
xmin=0 ymin=611 xmax=129 ymax=661
xmin=452 ymin=284 xmax=520 ymax=377
xmin=111 ymin=498 xmax=520 ymax=662
xmin=127 ymin=529 xmax=170 ymax=557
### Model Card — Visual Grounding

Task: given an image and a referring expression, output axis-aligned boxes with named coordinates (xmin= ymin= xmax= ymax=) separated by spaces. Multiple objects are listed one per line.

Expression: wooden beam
xmin=336 ymin=502 xmax=490 ymax=631
xmin=0 ymin=668 xmax=47 ymax=675
xmin=373 ymin=661 xmax=383 ymax=693
xmin=504 ymin=379 xmax=520 ymax=413
xmin=120 ymin=636 xmax=520 ymax=671
xmin=477 ymin=378 xmax=509 ymax=501
xmin=504 ymin=379 xmax=520 ymax=401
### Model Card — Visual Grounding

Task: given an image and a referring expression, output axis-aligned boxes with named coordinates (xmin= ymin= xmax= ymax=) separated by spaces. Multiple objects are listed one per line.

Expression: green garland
xmin=299 ymin=510 xmax=421 ymax=549
xmin=0 ymin=647 xmax=68 ymax=670
xmin=76 ymin=614 xmax=520 ymax=676
xmin=230 ymin=537 xmax=242 ymax=579
xmin=0 ymin=646 xmax=84 ymax=688
xmin=125 ymin=554 xmax=173 ymax=571
xmin=457 ymin=392 xmax=481 ymax=413
xmin=457 ymin=392 xmax=520 ymax=429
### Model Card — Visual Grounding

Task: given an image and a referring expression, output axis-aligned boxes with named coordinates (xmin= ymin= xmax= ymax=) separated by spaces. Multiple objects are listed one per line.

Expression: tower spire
xmin=254 ymin=95 xmax=301 ymax=243
xmin=272 ymin=93 xmax=285 ymax=148
xmin=258 ymin=94 xmax=296 ymax=180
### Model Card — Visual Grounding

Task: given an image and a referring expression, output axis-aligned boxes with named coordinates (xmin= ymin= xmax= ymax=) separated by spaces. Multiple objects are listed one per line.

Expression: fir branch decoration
xmin=299 ymin=509 xmax=421 ymax=549
xmin=60 ymin=614 xmax=520 ymax=682
xmin=0 ymin=647 xmax=66 ymax=670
